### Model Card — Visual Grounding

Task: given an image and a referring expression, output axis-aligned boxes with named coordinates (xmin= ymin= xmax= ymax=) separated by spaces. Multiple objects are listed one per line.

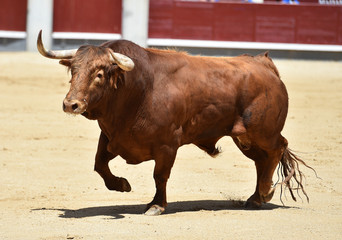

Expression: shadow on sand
xmin=32 ymin=199 xmax=292 ymax=219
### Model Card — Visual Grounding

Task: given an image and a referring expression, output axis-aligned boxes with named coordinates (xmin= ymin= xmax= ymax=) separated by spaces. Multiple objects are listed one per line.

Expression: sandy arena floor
xmin=0 ymin=52 xmax=341 ymax=240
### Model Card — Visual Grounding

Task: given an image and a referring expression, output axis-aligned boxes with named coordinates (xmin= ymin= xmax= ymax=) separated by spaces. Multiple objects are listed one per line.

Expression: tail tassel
xmin=275 ymin=148 xmax=317 ymax=205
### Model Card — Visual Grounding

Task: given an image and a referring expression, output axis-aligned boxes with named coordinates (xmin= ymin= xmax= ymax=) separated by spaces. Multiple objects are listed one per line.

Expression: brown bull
xmin=37 ymin=30 xmax=312 ymax=215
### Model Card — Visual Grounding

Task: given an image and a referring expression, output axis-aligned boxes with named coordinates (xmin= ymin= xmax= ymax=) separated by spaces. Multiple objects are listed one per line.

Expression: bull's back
xmin=172 ymin=54 xmax=288 ymax=142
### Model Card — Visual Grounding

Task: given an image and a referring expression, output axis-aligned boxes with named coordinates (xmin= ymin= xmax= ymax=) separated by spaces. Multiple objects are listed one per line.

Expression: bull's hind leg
xmin=232 ymin=135 xmax=286 ymax=208
xmin=94 ymin=131 xmax=131 ymax=192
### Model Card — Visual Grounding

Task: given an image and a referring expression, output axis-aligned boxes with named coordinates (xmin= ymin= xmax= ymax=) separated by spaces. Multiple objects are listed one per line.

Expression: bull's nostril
xmin=63 ymin=102 xmax=66 ymax=111
xmin=71 ymin=103 xmax=78 ymax=111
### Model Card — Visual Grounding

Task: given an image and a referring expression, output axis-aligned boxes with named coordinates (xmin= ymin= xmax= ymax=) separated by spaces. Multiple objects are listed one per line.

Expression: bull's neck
xmin=96 ymin=71 xmax=150 ymax=139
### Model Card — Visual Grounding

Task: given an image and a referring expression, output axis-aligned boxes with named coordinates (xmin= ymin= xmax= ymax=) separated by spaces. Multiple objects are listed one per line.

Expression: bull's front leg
xmin=94 ymin=131 xmax=131 ymax=192
xmin=145 ymin=145 xmax=177 ymax=216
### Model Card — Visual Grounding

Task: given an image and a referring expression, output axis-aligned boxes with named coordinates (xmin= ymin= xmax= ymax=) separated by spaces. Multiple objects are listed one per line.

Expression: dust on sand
xmin=0 ymin=52 xmax=341 ymax=239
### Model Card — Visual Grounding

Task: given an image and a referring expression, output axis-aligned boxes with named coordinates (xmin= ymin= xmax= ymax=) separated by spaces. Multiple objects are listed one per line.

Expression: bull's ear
xmin=59 ymin=59 xmax=71 ymax=67
xmin=109 ymin=66 xmax=123 ymax=89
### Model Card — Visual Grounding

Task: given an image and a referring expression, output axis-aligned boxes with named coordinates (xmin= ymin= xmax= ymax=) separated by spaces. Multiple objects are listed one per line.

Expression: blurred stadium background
xmin=0 ymin=0 xmax=341 ymax=59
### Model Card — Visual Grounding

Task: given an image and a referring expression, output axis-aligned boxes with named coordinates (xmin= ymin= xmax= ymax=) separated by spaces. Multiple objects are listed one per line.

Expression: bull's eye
xmin=94 ymin=70 xmax=104 ymax=84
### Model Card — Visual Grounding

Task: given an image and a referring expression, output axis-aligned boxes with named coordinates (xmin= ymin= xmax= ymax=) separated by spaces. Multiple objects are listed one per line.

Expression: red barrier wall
xmin=149 ymin=0 xmax=342 ymax=45
xmin=53 ymin=0 xmax=122 ymax=33
xmin=0 ymin=0 xmax=341 ymax=46
xmin=0 ymin=0 xmax=27 ymax=31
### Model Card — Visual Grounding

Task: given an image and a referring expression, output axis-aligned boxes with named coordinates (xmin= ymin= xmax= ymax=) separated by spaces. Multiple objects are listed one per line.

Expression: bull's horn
xmin=109 ymin=49 xmax=134 ymax=71
xmin=37 ymin=30 xmax=77 ymax=59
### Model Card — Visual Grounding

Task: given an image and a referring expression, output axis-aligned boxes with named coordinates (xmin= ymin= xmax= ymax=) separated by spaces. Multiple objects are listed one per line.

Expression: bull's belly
xmin=181 ymin=115 xmax=235 ymax=145
xmin=108 ymin=140 xmax=153 ymax=164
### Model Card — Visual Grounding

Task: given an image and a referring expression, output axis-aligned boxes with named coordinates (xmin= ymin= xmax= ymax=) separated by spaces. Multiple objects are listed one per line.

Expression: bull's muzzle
xmin=63 ymin=98 xmax=87 ymax=114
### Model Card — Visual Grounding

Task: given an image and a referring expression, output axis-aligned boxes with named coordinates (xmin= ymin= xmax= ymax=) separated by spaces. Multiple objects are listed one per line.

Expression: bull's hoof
xmin=245 ymin=193 xmax=262 ymax=209
xmin=120 ymin=177 xmax=132 ymax=192
xmin=261 ymin=187 xmax=275 ymax=203
xmin=105 ymin=177 xmax=131 ymax=192
xmin=144 ymin=205 xmax=165 ymax=216
xmin=244 ymin=199 xmax=262 ymax=209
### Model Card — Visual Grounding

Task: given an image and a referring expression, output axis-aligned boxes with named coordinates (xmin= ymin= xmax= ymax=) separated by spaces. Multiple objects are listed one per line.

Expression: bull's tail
xmin=277 ymin=147 xmax=317 ymax=204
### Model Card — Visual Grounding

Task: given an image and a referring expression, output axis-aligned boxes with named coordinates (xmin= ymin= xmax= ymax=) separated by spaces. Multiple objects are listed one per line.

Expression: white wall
xmin=26 ymin=0 xmax=150 ymax=50
xmin=26 ymin=0 xmax=53 ymax=51
xmin=122 ymin=0 xmax=150 ymax=47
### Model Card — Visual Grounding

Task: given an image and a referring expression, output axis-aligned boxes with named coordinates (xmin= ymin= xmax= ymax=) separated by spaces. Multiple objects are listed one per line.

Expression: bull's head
xmin=37 ymin=30 xmax=134 ymax=118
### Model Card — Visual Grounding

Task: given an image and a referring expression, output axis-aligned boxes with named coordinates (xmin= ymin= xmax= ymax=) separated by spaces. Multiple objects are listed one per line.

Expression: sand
xmin=0 ymin=52 xmax=341 ymax=240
